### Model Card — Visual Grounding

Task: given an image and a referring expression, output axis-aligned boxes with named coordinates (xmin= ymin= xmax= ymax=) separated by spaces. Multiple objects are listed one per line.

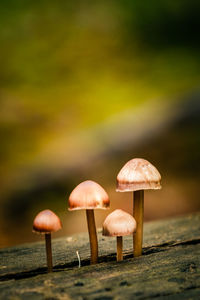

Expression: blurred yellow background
xmin=0 ymin=0 xmax=200 ymax=248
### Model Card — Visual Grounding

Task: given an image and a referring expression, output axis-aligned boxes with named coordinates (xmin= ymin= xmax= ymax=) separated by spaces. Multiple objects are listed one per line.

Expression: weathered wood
xmin=0 ymin=213 xmax=200 ymax=299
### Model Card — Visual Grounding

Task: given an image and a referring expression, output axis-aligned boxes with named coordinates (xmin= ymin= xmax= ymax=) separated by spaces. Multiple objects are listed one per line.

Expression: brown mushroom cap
xmin=68 ymin=180 xmax=110 ymax=211
xmin=33 ymin=209 xmax=62 ymax=234
xmin=116 ymin=158 xmax=161 ymax=192
xmin=103 ymin=209 xmax=136 ymax=237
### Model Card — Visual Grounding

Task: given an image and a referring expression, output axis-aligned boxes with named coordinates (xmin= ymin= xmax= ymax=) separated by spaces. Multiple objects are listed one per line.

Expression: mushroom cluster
xmin=32 ymin=158 xmax=161 ymax=272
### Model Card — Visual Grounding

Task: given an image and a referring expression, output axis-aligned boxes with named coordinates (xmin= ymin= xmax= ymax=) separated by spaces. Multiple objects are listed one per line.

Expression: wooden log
xmin=0 ymin=213 xmax=200 ymax=299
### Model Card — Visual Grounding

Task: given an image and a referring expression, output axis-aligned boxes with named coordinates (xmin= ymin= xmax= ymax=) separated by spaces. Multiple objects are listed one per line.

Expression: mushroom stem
xmin=133 ymin=190 xmax=144 ymax=257
xmin=117 ymin=236 xmax=123 ymax=261
xmin=45 ymin=233 xmax=53 ymax=272
xmin=86 ymin=209 xmax=98 ymax=264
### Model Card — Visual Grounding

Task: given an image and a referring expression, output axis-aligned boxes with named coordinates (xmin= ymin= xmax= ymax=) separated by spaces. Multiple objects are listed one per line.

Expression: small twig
xmin=76 ymin=251 xmax=81 ymax=268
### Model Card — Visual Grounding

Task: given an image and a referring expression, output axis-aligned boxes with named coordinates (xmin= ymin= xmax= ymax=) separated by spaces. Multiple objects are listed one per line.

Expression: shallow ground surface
xmin=1 ymin=213 xmax=199 ymax=299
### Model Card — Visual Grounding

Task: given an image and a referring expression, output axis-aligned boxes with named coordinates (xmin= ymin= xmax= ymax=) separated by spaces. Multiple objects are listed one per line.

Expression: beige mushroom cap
xmin=103 ymin=209 xmax=136 ymax=237
xmin=68 ymin=180 xmax=110 ymax=211
xmin=33 ymin=209 xmax=62 ymax=234
xmin=116 ymin=158 xmax=161 ymax=192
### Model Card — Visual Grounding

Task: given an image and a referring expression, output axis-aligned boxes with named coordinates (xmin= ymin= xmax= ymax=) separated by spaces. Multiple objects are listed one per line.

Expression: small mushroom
xmin=33 ymin=209 xmax=62 ymax=272
xmin=116 ymin=158 xmax=161 ymax=257
xmin=103 ymin=209 xmax=136 ymax=261
xmin=68 ymin=180 xmax=110 ymax=264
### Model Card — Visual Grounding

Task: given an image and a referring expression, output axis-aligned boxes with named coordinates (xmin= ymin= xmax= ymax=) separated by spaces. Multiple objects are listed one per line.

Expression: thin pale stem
xmin=133 ymin=190 xmax=144 ymax=257
xmin=86 ymin=209 xmax=98 ymax=264
xmin=117 ymin=236 xmax=123 ymax=261
xmin=45 ymin=233 xmax=53 ymax=273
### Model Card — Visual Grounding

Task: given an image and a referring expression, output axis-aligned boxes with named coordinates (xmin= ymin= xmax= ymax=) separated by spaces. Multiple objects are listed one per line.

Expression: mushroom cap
xmin=68 ymin=180 xmax=110 ymax=211
xmin=33 ymin=209 xmax=62 ymax=234
xmin=116 ymin=158 xmax=161 ymax=192
xmin=103 ymin=209 xmax=136 ymax=237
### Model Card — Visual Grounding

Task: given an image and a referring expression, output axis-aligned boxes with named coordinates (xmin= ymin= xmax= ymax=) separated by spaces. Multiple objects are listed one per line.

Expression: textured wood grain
xmin=0 ymin=213 xmax=200 ymax=299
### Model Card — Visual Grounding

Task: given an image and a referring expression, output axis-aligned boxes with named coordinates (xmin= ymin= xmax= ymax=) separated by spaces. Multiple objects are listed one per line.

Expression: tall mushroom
xmin=33 ymin=209 xmax=62 ymax=273
xmin=116 ymin=158 xmax=161 ymax=257
xmin=103 ymin=209 xmax=136 ymax=261
xmin=68 ymin=180 xmax=110 ymax=264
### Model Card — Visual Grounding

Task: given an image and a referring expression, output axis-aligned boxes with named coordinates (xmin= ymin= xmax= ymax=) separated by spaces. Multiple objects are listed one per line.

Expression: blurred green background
xmin=0 ymin=0 xmax=200 ymax=248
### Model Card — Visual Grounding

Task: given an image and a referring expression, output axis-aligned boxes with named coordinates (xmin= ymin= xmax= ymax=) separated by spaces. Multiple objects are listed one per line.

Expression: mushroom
xmin=116 ymin=158 xmax=161 ymax=257
xmin=33 ymin=209 xmax=62 ymax=272
xmin=68 ymin=180 xmax=110 ymax=264
xmin=103 ymin=209 xmax=136 ymax=261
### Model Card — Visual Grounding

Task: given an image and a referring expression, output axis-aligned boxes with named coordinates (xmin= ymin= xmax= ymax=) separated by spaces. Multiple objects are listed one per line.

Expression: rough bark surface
xmin=0 ymin=213 xmax=200 ymax=299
